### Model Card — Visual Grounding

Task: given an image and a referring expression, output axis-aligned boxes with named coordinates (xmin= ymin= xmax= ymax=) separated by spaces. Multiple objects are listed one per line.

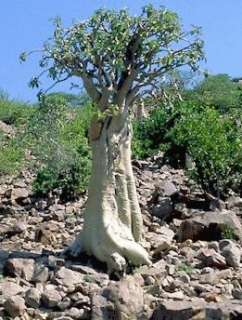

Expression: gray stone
xmin=25 ymin=288 xmax=41 ymax=308
xmin=0 ymin=281 xmax=23 ymax=298
xmin=0 ymin=120 xmax=15 ymax=135
xmin=197 ymin=248 xmax=227 ymax=268
xmin=57 ymin=297 xmax=72 ymax=311
xmin=151 ymin=299 xmax=242 ymax=320
xmin=162 ymin=181 xmax=178 ymax=197
xmin=67 ymin=307 xmax=88 ymax=319
xmin=200 ymin=269 xmax=232 ymax=285
xmin=41 ymin=289 xmax=62 ymax=308
xmin=92 ymin=275 xmax=144 ymax=320
xmin=4 ymin=296 xmax=26 ymax=318
xmin=4 ymin=258 xmax=35 ymax=281
xmin=177 ymin=211 xmax=242 ymax=242
xmin=11 ymin=221 xmax=27 ymax=235
xmin=152 ymin=198 xmax=173 ymax=220
xmin=11 ymin=187 xmax=29 ymax=202
xmin=32 ymin=265 xmax=49 ymax=283
xmin=227 ymin=196 xmax=242 ymax=210
xmin=91 ymin=293 xmax=115 ymax=320
xmin=219 ymin=239 xmax=241 ymax=268
xmin=232 ymin=288 xmax=242 ymax=300
xmin=55 ymin=266 xmax=83 ymax=287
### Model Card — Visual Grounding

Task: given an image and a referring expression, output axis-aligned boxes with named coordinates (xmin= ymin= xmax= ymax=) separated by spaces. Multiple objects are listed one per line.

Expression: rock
xmin=25 ymin=288 xmax=41 ymax=308
xmin=200 ymin=269 xmax=232 ymax=285
xmin=161 ymin=291 xmax=184 ymax=300
xmin=13 ymin=180 xmax=27 ymax=188
xmin=4 ymin=258 xmax=35 ymax=281
xmin=91 ymin=294 xmax=114 ymax=320
xmin=41 ymin=289 xmax=62 ymax=308
xmin=11 ymin=187 xmax=29 ymax=203
xmin=4 ymin=296 xmax=26 ymax=318
xmin=0 ymin=250 xmax=9 ymax=273
xmin=32 ymin=265 xmax=49 ymax=283
xmin=35 ymin=222 xmax=58 ymax=245
xmin=177 ymin=272 xmax=190 ymax=284
xmin=207 ymin=241 xmax=219 ymax=252
xmin=153 ymin=239 xmax=171 ymax=253
xmin=70 ymin=291 xmax=90 ymax=305
xmin=162 ymin=181 xmax=178 ymax=197
xmin=57 ymin=297 xmax=72 ymax=310
xmin=197 ymin=248 xmax=227 ymax=268
xmin=148 ymin=226 xmax=174 ymax=253
xmin=48 ymin=255 xmax=65 ymax=268
xmin=151 ymin=299 xmax=242 ymax=320
xmin=159 ymin=226 xmax=175 ymax=240
xmin=227 ymin=196 xmax=242 ymax=211
xmin=11 ymin=221 xmax=27 ymax=235
xmin=152 ymin=198 xmax=173 ymax=220
xmin=55 ymin=266 xmax=83 ymax=287
xmin=67 ymin=307 xmax=88 ymax=319
xmin=177 ymin=211 xmax=242 ymax=242
xmin=0 ymin=281 xmax=23 ymax=298
xmin=219 ymin=239 xmax=241 ymax=268
xmin=92 ymin=275 xmax=144 ymax=320
xmin=174 ymin=203 xmax=190 ymax=219
xmin=232 ymin=288 xmax=242 ymax=300
xmin=0 ymin=120 xmax=15 ymax=135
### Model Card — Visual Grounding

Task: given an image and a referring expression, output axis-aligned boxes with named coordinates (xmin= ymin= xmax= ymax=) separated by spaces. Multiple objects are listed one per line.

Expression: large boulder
xmin=4 ymin=258 xmax=35 ymax=281
xmin=0 ymin=281 xmax=24 ymax=298
xmin=197 ymin=248 xmax=227 ymax=268
xmin=4 ymin=296 xmax=26 ymax=318
xmin=92 ymin=275 xmax=144 ymax=320
xmin=41 ymin=288 xmax=62 ymax=308
xmin=25 ymin=288 xmax=41 ymax=308
xmin=177 ymin=211 xmax=242 ymax=242
xmin=55 ymin=266 xmax=83 ymax=287
xmin=151 ymin=299 xmax=242 ymax=320
xmin=219 ymin=239 xmax=241 ymax=268
xmin=151 ymin=199 xmax=173 ymax=220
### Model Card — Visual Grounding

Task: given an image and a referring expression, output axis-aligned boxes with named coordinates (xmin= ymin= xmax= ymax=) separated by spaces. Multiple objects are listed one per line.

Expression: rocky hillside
xmin=0 ymin=154 xmax=242 ymax=319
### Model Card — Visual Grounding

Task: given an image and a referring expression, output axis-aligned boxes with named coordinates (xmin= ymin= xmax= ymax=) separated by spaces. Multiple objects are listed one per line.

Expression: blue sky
xmin=1 ymin=0 xmax=242 ymax=102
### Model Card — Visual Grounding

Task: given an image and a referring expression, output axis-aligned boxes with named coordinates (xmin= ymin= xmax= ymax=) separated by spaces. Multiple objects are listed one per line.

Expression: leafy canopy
xmin=22 ymin=5 xmax=204 ymax=109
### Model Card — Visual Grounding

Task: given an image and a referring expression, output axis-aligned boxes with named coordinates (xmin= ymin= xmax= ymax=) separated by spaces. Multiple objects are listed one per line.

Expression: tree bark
xmin=67 ymin=112 xmax=151 ymax=271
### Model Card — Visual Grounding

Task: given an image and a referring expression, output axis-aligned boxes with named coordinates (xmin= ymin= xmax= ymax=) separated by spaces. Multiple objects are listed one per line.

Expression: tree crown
xmin=22 ymin=5 xmax=204 ymax=110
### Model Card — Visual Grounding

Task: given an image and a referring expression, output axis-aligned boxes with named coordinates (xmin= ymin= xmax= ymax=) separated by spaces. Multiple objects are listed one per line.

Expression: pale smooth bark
xmin=67 ymin=112 xmax=151 ymax=271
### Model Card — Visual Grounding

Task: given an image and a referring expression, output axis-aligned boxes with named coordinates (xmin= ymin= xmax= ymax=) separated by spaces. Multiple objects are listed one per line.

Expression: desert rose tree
xmin=23 ymin=5 xmax=204 ymax=271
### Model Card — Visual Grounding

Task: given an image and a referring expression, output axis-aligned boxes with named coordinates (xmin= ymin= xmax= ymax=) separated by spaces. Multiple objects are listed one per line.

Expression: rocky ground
xmin=1 ymin=152 xmax=242 ymax=319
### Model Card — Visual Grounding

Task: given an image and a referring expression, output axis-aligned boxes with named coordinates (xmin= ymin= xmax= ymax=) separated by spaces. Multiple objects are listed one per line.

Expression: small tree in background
xmin=23 ymin=5 xmax=204 ymax=271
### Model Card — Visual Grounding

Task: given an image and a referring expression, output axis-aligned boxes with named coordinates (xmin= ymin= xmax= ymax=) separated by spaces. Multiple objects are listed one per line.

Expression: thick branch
xmin=81 ymin=73 xmax=101 ymax=103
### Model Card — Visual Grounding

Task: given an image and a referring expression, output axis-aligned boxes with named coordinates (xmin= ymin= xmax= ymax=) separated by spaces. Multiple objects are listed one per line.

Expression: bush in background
xmin=0 ymin=90 xmax=34 ymax=126
xmin=169 ymin=103 xmax=242 ymax=197
xmin=26 ymin=95 xmax=92 ymax=200
xmin=0 ymin=140 xmax=24 ymax=175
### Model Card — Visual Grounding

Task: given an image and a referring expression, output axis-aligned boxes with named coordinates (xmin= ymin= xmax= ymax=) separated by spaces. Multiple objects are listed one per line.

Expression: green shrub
xmin=0 ymin=140 xmax=24 ymax=175
xmin=132 ymin=105 xmax=176 ymax=159
xmin=33 ymin=153 xmax=90 ymax=200
xmin=133 ymin=97 xmax=241 ymax=197
xmin=221 ymin=225 xmax=236 ymax=240
xmin=0 ymin=94 xmax=34 ymax=126
xmin=0 ymin=91 xmax=29 ymax=176
xmin=169 ymin=103 xmax=242 ymax=197
xmin=26 ymin=95 xmax=92 ymax=200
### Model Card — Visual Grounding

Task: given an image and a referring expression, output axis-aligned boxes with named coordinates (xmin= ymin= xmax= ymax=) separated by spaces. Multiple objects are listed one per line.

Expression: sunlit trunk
xmin=67 ymin=112 xmax=150 ymax=271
